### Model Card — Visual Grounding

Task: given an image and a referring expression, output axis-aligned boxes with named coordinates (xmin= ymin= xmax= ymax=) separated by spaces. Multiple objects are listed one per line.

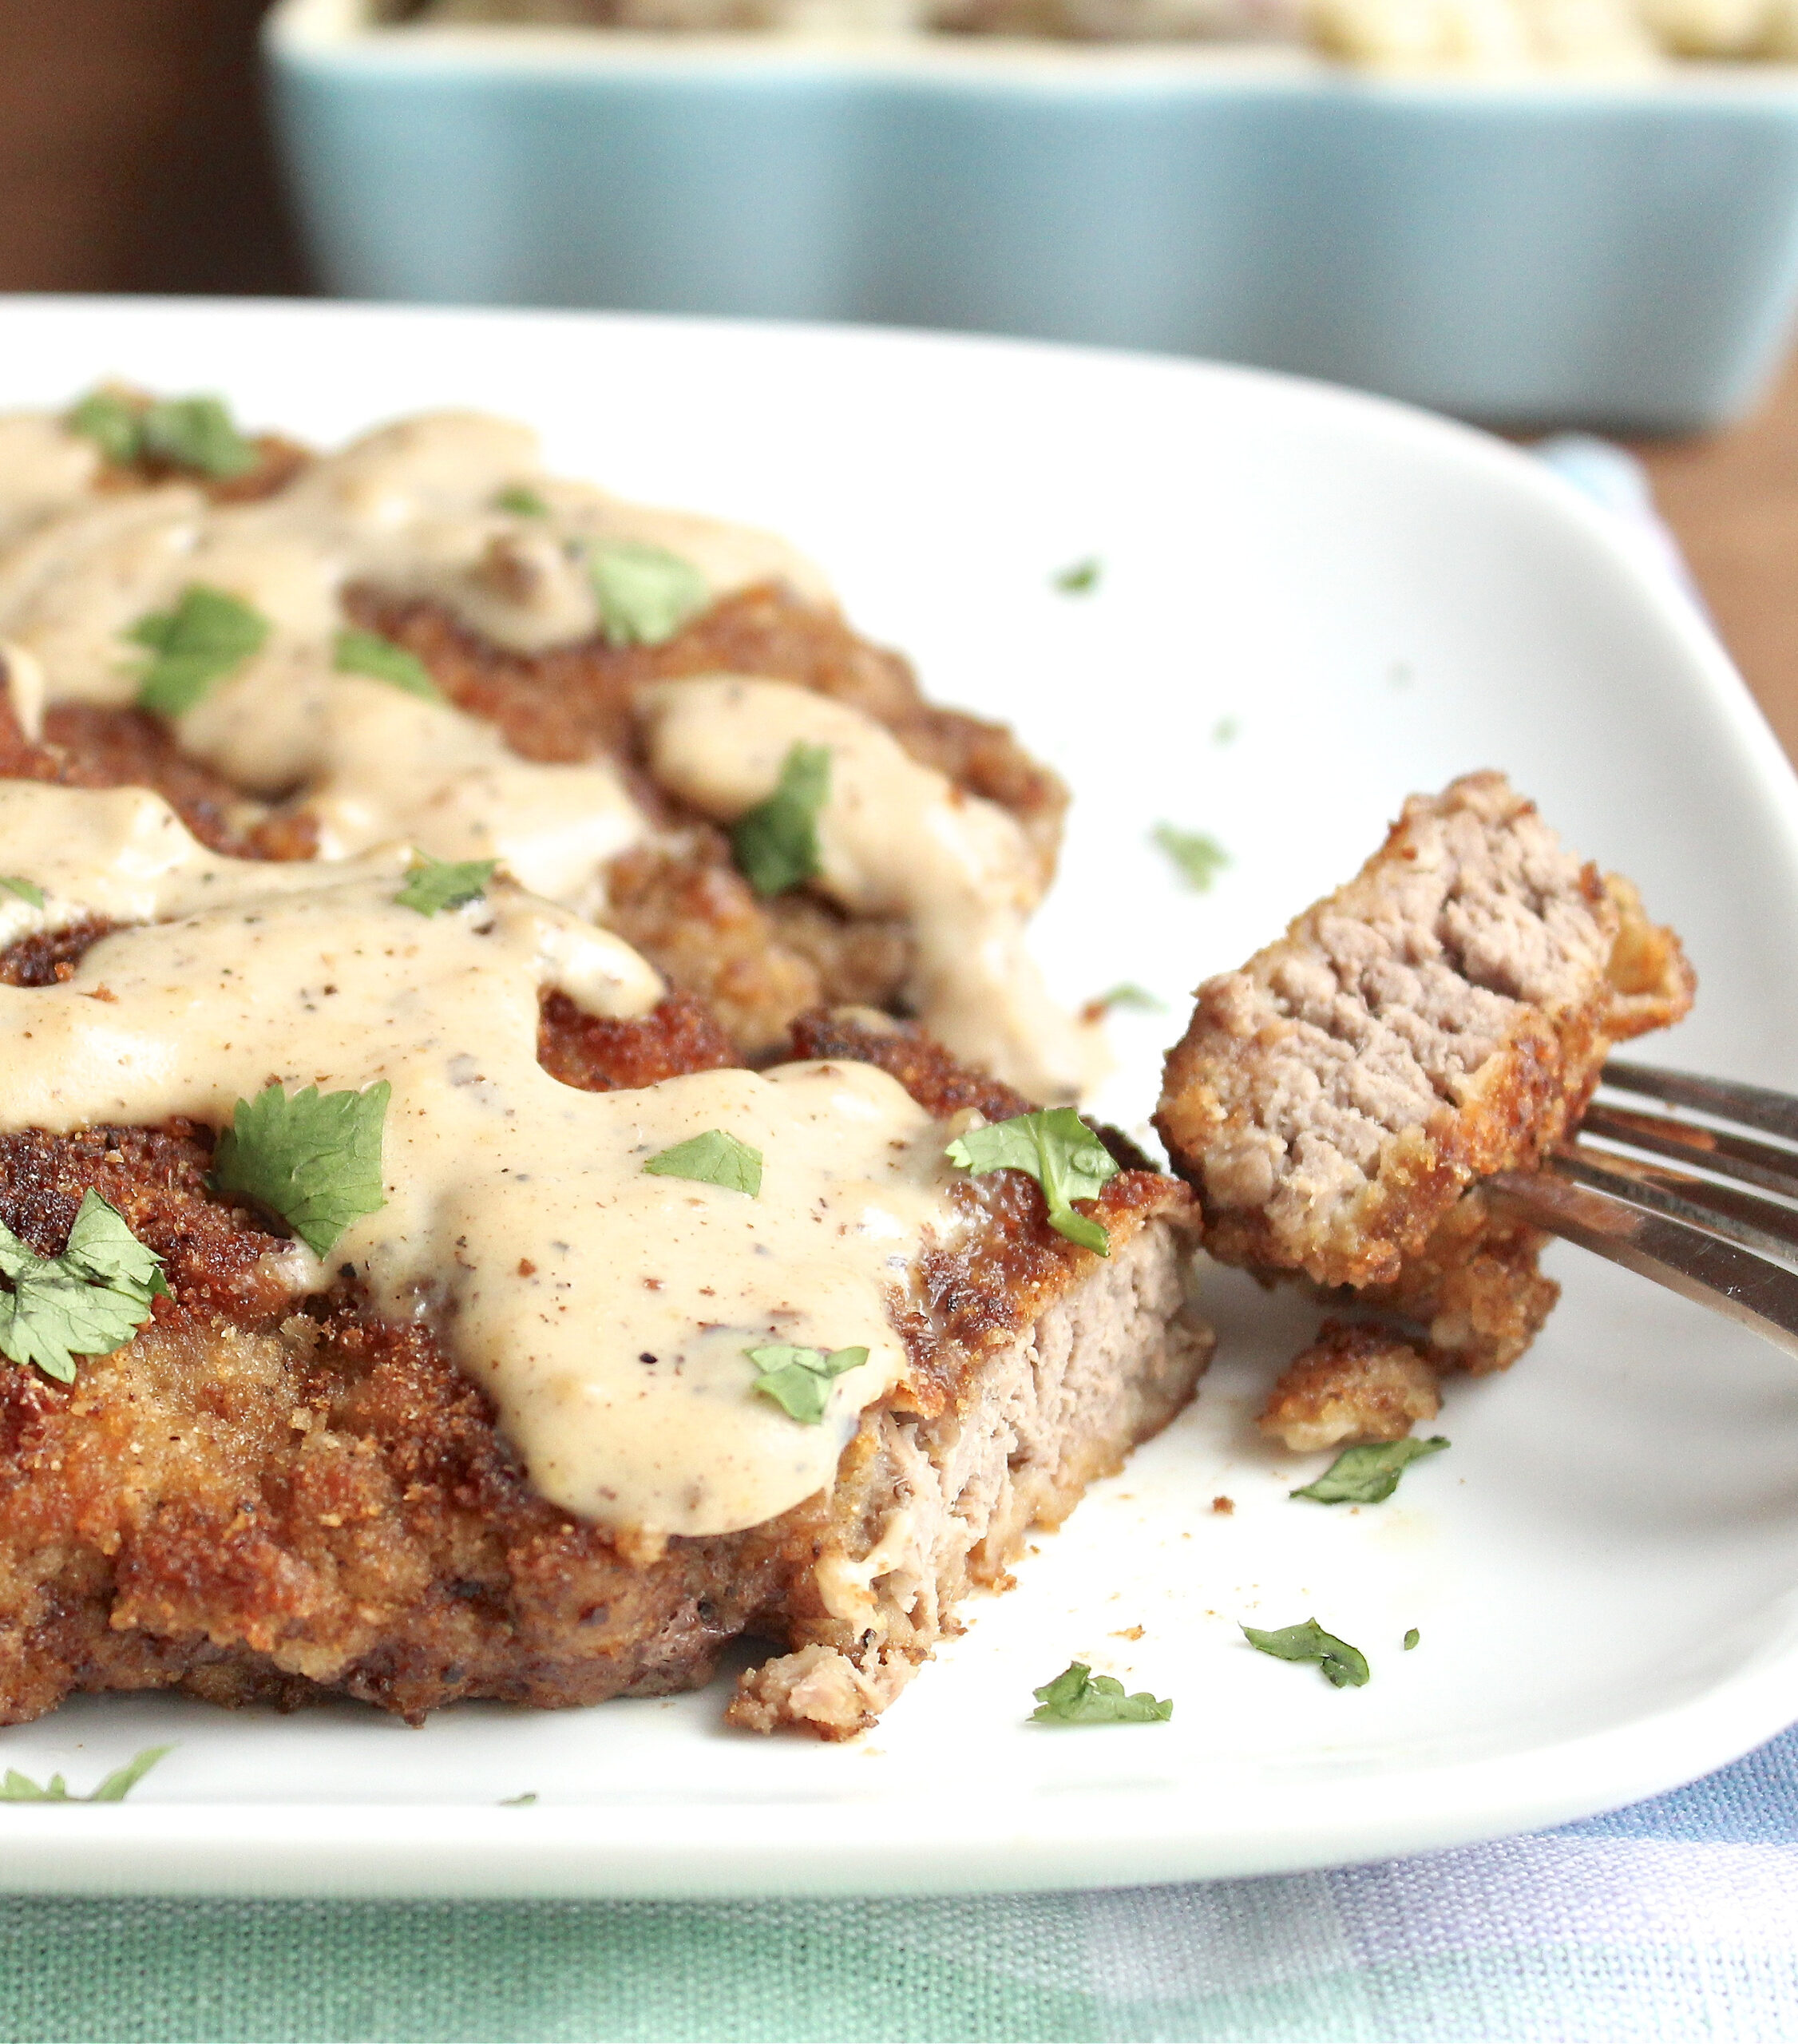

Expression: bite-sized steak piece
xmin=0 ymin=987 xmax=1205 ymax=1735
xmin=1156 ymin=771 xmax=1693 ymax=1399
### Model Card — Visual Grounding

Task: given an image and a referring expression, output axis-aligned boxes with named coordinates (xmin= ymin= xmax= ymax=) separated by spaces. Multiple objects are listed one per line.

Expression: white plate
xmin=1 ymin=295 xmax=1796 ymax=1899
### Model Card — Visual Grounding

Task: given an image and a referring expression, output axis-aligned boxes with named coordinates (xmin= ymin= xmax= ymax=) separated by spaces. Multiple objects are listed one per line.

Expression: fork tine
xmin=1558 ymin=1139 xmax=1798 ymax=1261
xmin=1580 ymin=1103 xmax=1798 ymax=1202
xmin=1602 ymin=1059 xmax=1798 ymax=1145
xmin=1488 ymin=1165 xmax=1798 ymax=1362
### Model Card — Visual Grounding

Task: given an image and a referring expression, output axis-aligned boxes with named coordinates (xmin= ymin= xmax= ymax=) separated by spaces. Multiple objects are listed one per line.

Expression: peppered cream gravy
xmin=0 ymin=404 xmax=1096 ymax=1097
xmin=0 ymin=778 xmax=971 ymax=1539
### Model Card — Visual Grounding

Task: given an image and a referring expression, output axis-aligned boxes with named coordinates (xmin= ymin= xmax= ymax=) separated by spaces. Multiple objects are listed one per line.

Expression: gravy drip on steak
xmin=642 ymin=677 xmax=1103 ymax=1102
xmin=0 ymin=780 xmax=972 ymax=1540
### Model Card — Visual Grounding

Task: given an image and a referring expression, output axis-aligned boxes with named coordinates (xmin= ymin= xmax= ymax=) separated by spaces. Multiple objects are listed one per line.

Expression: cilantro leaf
xmin=66 ymin=389 xmax=144 ymax=465
xmin=494 ymin=485 xmax=549 ymax=517
xmin=394 ymin=855 xmax=497 ymax=917
xmin=747 ymin=1343 xmax=868 ymax=1424
xmin=1242 ymin=1618 xmax=1370 ymax=1689
xmin=945 ymin=1107 xmax=1120 ymax=1256
xmin=0 ymin=1192 xmax=168 ymax=1386
xmin=1151 ymin=822 xmax=1230 ymax=893
xmin=129 ymin=584 xmax=269 ymax=719
xmin=60 ymin=1190 xmax=171 ymax=1309
xmin=499 ymin=1792 xmax=538 ymax=1806
xmin=643 ymin=1131 xmax=762 ymax=1197
xmin=1091 ymin=982 xmax=1162 ymax=1015
xmin=0 ymin=1268 xmax=149 ymax=1386
xmin=1031 ymin=1662 xmax=1171 ymax=1724
xmin=0 ymin=876 xmax=44 ymax=909
xmin=334 ymin=628 xmax=443 ymax=703
xmin=0 ymin=1745 xmax=172 ymax=1803
xmin=1404 ymin=1627 xmax=1420 ymax=1650
xmin=1291 ymin=1435 xmax=1450 ymax=1506
xmin=138 ymin=396 xmax=255 ymax=478
xmin=1052 ymin=557 xmax=1101 ymax=595
xmin=212 ymin=1081 xmax=390 ymax=1259
xmin=730 ymin=743 xmax=830 ymax=899
xmin=588 ymin=541 xmax=708 ymax=648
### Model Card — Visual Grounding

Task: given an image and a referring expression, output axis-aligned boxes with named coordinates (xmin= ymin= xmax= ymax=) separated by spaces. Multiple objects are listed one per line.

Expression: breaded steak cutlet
xmin=1155 ymin=770 xmax=1692 ymax=1448
xmin=0 ymin=395 xmax=1178 ymax=1737
xmin=0 ymin=991 xmax=1202 ymax=1738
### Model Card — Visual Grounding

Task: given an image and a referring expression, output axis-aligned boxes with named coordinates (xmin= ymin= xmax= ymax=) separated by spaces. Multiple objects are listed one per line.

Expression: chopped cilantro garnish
xmin=588 ymin=541 xmax=708 ymax=648
xmin=129 ymin=584 xmax=269 ymax=719
xmin=1212 ymin=716 xmax=1238 ymax=745
xmin=1092 ymin=983 xmax=1162 ymax=1015
xmin=212 ymin=1080 xmax=390 ymax=1260
xmin=1151 ymin=822 xmax=1230 ymax=893
xmin=333 ymin=628 xmax=443 ymax=703
xmin=68 ymin=390 xmax=255 ymax=477
xmin=0 ymin=876 xmax=44 ymax=909
xmin=66 ymin=389 xmax=144 ymax=465
xmin=394 ymin=855 xmax=497 ymax=917
xmin=494 ymin=485 xmax=550 ymax=517
xmin=55 ymin=1193 xmax=171 ymax=1309
xmin=1052 ymin=557 xmax=1101 ymax=595
xmin=945 ymin=1108 xmax=1119 ymax=1257
xmin=499 ymin=1792 xmax=538 ymax=1806
xmin=0 ymin=1745 xmax=172 ymax=1803
xmin=0 ymin=1190 xmax=168 ymax=1387
xmin=1291 ymin=1436 xmax=1450 ymax=1506
xmin=1031 ymin=1662 xmax=1171 ymax=1724
xmin=729 ymin=742 xmax=830 ymax=899
xmin=644 ymin=1131 xmax=762 ymax=1197
xmin=140 ymin=396 xmax=255 ymax=478
xmin=1404 ymin=1628 xmax=1420 ymax=1651
xmin=1242 ymin=1618 xmax=1370 ymax=1689
xmin=747 ymin=1343 xmax=868 ymax=1424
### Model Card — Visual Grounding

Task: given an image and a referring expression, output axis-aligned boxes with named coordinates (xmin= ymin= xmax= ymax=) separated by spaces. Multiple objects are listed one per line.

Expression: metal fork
xmin=1490 ymin=1061 xmax=1798 ymax=1360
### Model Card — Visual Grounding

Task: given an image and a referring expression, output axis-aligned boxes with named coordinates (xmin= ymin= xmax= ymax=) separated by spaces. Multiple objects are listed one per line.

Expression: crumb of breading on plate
xmin=1257 ymin=1319 xmax=1441 ymax=1452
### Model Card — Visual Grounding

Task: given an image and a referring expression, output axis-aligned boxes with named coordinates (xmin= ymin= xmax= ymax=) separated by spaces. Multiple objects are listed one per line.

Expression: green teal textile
xmin=6 ymin=1721 xmax=1798 ymax=2044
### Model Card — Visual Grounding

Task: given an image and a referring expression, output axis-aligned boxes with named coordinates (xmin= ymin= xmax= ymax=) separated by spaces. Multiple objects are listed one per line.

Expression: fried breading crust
xmin=0 ymin=699 xmax=309 ymax=866
xmin=1257 ymin=1319 xmax=1441 ymax=1453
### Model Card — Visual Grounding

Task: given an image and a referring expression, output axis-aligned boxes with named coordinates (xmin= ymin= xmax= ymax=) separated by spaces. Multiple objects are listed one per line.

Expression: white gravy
xmin=0 ymin=410 xmax=829 ymax=904
xmin=641 ymin=677 xmax=1106 ymax=1103
xmin=0 ymin=780 xmax=968 ymax=1539
xmin=0 ymin=410 xmax=1105 ymax=1527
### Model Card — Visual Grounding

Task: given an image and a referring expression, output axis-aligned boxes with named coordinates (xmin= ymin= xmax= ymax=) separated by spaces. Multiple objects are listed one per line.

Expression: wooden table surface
xmin=1636 ymin=358 xmax=1798 ymax=763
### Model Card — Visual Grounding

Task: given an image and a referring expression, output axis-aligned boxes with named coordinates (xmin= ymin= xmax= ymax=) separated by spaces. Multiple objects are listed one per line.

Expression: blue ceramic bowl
xmin=267 ymin=0 xmax=1798 ymax=428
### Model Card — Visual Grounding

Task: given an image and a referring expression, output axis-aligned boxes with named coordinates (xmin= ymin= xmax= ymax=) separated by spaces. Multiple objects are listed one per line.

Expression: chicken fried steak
xmin=1156 ymin=771 xmax=1692 ymax=1448
xmin=0 ymin=787 xmax=1206 ymax=1737
xmin=0 ymin=396 xmax=1195 ymax=1737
